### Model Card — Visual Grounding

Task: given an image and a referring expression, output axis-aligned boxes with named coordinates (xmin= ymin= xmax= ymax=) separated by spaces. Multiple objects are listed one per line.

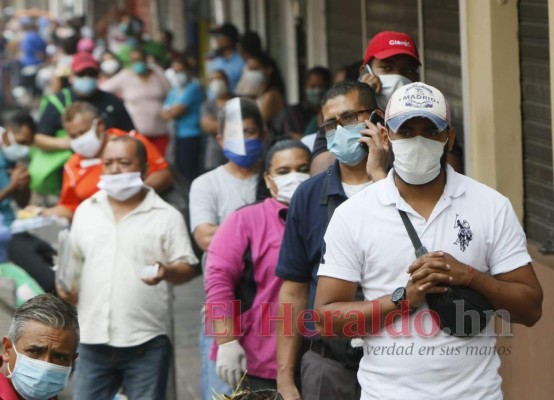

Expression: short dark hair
xmin=307 ymin=66 xmax=332 ymax=89
xmin=63 ymin=101 xmax=99 ymax=124
xmin=8 ymin=294 xmax=80 ymax=350
xmin=218 ymin=97 xmax=265 ymax=136
xmin=5 ymin=111 xmax=37 ymax=134
xmin=321 ymin=81 xmax=377 ymax=110
xmin=108 ymin=135 xmax=147 ymax=170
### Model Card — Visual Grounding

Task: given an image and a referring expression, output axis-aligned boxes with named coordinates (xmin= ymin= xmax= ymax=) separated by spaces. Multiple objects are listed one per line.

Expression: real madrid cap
xmin=384 ymin=82 xmax=451 ymax=132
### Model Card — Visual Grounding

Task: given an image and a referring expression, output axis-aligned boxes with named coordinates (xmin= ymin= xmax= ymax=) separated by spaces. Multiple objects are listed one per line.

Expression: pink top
xmin=205 ymin=198 xmax=287 ymax=380
xmin=101 ymin=68 xmax=171 ymax=137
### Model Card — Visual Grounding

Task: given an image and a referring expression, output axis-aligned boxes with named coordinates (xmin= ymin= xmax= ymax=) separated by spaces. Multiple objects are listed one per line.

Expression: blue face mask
xmin=327 ymin=123 xmax=367 ymax=166
xmin=224 ymin=138 xmax=264 ymax=168
xmin=7 ymin=345 xmax=72 ymax=400
xmin=131 ymin=61 xmax=147 ymax=75
xmin=73 ymin=77 xmax=97 ymax=96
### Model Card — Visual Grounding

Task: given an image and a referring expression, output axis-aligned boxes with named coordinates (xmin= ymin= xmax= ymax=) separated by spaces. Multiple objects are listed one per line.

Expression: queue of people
xmin=0 ymin=9 xmax=544 ymax=400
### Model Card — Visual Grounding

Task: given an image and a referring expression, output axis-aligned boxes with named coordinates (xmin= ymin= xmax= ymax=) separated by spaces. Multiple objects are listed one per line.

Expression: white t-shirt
xmin=342 ymin=181 xmax=372 ymax=198
xmin=318 ymin=165 xmax=531 ymax=400
xmin=189 ymin=165 xmax=258 ymax=232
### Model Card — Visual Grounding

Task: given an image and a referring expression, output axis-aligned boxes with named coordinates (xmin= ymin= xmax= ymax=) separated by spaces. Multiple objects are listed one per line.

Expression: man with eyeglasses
xmin=276 ymin=81 xmax=389 ymax=400
xmin=314 ymin=83 xmax=542 ymax=400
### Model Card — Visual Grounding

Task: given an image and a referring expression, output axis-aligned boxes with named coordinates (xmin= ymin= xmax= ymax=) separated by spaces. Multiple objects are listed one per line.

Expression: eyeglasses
xmin=388 ymin=127 xmax=448 ymax=141
xmin=318 ymin=109 xmax=373 ymax=137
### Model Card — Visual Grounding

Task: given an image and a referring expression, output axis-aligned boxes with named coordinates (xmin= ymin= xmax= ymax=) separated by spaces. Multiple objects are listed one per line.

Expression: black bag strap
xmin=398 ymin=210 xmax=429 ymax=258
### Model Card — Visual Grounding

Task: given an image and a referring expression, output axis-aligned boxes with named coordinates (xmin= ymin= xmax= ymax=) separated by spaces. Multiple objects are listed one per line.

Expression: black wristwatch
xmin=391 ymin=287 xmax=407 ymax=307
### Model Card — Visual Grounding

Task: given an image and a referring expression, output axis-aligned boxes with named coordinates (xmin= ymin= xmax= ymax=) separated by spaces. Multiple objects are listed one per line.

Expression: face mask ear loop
xmin=6 ymin=344 xmax=19 ymax=377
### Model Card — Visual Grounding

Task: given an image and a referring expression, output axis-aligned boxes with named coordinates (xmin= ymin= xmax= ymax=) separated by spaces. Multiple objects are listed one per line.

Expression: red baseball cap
xmin=363 ymin=31 xmax=420 ymax=65
xmin=71 ymin=52 xmax=99 ymax=73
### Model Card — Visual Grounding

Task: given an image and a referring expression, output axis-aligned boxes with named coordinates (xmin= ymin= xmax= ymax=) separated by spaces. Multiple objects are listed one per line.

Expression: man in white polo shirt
xmin=314 ymin=82 xmax=543 ymax=399
xmin=57 ymin=135 xmax=199 ymax=399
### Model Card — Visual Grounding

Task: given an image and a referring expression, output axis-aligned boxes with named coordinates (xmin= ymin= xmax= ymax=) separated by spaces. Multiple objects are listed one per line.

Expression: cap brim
xmin=374 ymin=48 xmax=421 ymax=65
xmin=73 ymin=63 xmax=99 ymax=73
xmin=387 ymin=111 xmax=447 ymax=132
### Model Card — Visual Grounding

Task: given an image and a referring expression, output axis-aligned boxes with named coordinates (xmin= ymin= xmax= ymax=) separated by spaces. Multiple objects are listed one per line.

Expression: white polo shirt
xmin=71 ymin=188 xmax=199 ymax=347
xmin=318 ymin=165 xmax=531 ymax=400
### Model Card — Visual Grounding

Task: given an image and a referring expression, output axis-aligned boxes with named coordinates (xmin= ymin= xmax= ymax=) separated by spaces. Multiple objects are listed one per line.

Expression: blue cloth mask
xmin=72 ymin=77 xmax=97 ymax=96
xmin=327 ymin=123 xmax=368 ymax=166
xmin=131 ymin=61 xmax=148 ymax=75
xmin=7 ymin=345 xmax=72 ymax=400
xmin=224 ymin=139 xmax=264 ymax=168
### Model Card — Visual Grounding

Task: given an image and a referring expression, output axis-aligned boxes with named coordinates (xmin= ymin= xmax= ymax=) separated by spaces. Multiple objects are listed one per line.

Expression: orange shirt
xmin=59 ymin=128 xmax=168 ymax=212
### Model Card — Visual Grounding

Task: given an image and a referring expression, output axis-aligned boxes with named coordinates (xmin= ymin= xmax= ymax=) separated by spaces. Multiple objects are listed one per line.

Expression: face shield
xmin=222 ymin=97 xmax=246 ymax=156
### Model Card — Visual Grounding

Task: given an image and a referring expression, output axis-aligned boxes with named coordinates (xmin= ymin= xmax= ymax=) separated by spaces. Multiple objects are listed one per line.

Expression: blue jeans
xmin=72 ymin=335 xmax=171 ymax=400
xmin=199 ymin=325 xmax=232 ymax=400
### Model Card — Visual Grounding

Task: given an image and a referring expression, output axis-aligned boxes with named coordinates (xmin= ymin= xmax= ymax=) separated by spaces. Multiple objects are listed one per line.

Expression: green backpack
xmin=29 ymin=88 xmax=73 ymax=195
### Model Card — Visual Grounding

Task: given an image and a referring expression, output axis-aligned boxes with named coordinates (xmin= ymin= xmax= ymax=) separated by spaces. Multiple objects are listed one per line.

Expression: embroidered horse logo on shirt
xmin=453 ymin=214 xmax=472 ymax=252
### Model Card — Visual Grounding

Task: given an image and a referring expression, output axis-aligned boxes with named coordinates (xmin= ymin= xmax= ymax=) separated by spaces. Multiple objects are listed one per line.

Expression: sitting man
xmin=42 ymin=101 xmax=173 ymax=220
xmin=58 ymin=136 xmax=198 ymax=399
xmin=1 ymin=293 xmax=79 ymax=400
xmin=0 ymin=112 xmax=58 ymax=293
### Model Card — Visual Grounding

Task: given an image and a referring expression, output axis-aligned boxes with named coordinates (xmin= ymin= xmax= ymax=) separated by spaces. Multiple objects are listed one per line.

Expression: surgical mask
xmin=97 ymin=172 xmax=144 ymax=201
xmin=376 ymin=74 xmax=412 ymax=110
xmin=100 ymin=59 xmax=120 ymax=76
xmin=305 ymin=87 xmax=325 ymax=107
xmin=271 ymin=172 xmax=310 ymax=204
xmin=327 ymin=123 xmax=367 ymax=166
xmin=72 ymin=77 xmax=97 ymax=96
xmin=224 ymin=139 xmax=264 ymax=168
xmin=174 ymin=72 xmax=188 ymax=87
xmin=69 ymin=119 xmax=103 ymax=158
xmin=131 ymin=61 xmax=147 ymax=75
xmin=7 ymin=345 xmax=72 ymax=400
xmin=390 ymin=135 xmax=447 ymax=185
xmin=209 ymin=79 xmax=228 ymax=98
xmin=1 ymin=130 xmax=29 ymax=161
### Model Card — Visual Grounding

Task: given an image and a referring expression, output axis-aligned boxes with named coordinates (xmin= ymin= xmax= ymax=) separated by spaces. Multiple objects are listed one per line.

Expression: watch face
xmin=392 ymin=287 xmax=406 ymax=303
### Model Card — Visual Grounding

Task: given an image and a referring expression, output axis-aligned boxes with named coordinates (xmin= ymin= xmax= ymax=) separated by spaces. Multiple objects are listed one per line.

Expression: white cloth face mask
xmin=376 ymin=74 xmax=413 ymax=111
xmin=69 ymin=119 xmax=103 ymax=158
xmin=271 ymin=172 xmax=310 ymax=203
xmin=390 ymin=135 xmax=447 ymax=185
xmin=97 ymin=172 xmax=144 ymax=201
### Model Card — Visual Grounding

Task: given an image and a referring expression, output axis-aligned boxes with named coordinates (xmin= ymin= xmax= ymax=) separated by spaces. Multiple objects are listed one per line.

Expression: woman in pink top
xmin=100 ymin=48 xmax=172 ymax=155
xmin=205 ymin=139 xmax=311 ymax=391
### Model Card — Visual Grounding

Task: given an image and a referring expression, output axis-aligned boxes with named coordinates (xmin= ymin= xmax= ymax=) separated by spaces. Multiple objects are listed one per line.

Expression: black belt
xmin=309 ymin=340 xmax=339 ymax=362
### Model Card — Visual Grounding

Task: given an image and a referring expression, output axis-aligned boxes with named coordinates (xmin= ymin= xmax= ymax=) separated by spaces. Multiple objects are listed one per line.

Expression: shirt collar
xmin=378 ymin=164 xmax=466 ymax=207
xmin=319 ymin=160 xmax=347 ymax=205
xmin=265 ymin=197 xmax=288 ymax=222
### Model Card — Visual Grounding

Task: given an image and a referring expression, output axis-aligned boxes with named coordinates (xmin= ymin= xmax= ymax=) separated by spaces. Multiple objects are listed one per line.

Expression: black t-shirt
xmin=37 ymin=89 xmax=135 ymax=136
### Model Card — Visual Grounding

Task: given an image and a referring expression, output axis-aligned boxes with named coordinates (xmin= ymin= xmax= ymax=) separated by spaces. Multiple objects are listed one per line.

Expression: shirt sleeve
xmin=36 ymin=101 xmax=62 ymax=136
xmin=110 ymin=97 xmax=135 ymax=131
xmin=317 ymin=211 xmax=362 ymax=283
xmin=100 ymin=70 xmax=124 ymax=93
xmin=487 ymin=198 xmax=532 ymax=275
xmin=275 ymin=189 xmax=312 ymax=282
xmin=311 ymin=130 xmax=328 ymax=159
xmin=180 ymin=83 xmax=203 ymax=109
xmin=189 ymin=175 xmax=218 ymax=232
xmin=132 ymin=132 xmax=169 ymax=174
xmin=58 ymin=163 xmax=80 ymax=212
xmin=205 ymin=211 xmax=248 ymax=317
xmin=163 ymin=209 xmax=199 ymax=265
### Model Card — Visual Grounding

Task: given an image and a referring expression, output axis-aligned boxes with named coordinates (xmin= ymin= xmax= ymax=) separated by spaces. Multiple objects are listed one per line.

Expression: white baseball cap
xmin=385 ymin=82 xmax=451 ymax=132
